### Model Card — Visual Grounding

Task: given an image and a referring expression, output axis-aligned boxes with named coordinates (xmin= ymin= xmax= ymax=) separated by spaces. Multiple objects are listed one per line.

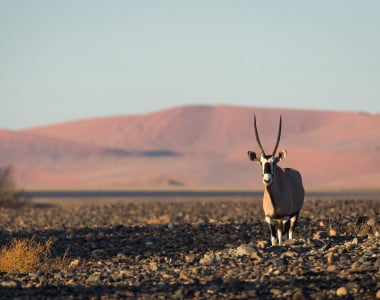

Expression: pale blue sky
xmin=1 ymin=1 xmax=379 ymax=129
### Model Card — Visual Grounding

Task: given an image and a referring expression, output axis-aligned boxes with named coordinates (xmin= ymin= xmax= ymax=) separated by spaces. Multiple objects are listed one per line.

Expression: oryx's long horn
xmin=272 ymin=115 xmax=282 ymax=156
xmin=254 ymin=114 xmax=266 ymax=155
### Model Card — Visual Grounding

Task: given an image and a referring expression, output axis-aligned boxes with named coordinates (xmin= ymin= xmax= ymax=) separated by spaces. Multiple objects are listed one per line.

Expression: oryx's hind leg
xmin=288 ymin=211 xmax=300 ymax=240
xmin=265 ymin=216 xmax=277 ymax=245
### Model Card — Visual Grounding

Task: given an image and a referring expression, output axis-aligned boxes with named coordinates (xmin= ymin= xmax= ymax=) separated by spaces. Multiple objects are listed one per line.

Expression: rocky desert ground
xmin=0 ymin=193 xmax=379 ymax=299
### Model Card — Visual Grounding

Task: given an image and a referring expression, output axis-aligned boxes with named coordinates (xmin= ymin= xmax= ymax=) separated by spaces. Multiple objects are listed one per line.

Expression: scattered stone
xmin=116 ymin=252 xmax=127 ymax=260
xmin=326 ymin=251 xmax=334 ymax=264
xmin=292 ymin=290 xmax=305 ymax=300
xmin=280 ymin=251 xmax=298 ymax=259
xmin=53 ymin=272 xmax=63 ymax=280
xmin=69 ymin=258 xmax=80 ymax=268
xmin=336 ymin=286 xmax=348 ymax=297
xmin=150 ymin=261 xmax=158 ymax=271
xmin=236 ymin=244 xmax=256 ymax=256
xmin=250 ymin=251 xmax=263 ymax=262
xmin=38 ymin=275 xmax=47 ymax=285
xmin=329 ymin=229 xmax=337 ymax=236
xmin=28 ymin=272 xmax=39 ymax=280
xmin=86 ymin=273 xmax=101 ymax=284
xmin=346 ymin=282 xmax=359 ymax=292
xmin=207 ymin=284 xmax=220 ymax=293
xmin=376 ymin=289 xmax=380 ymax=299
xmin=173 ymin=286 xmax=185 ymax=299
xmin=270 ymin=288 xmax=283 ymax=296
xmin=327 ymin=265 xmax=336 ymax=272
xmin=145 ymin=241 xmax=154 ymax=247
xmin=184 ymin=253 xmax=196 ymax=264
xmin=313 ymin=231 xmax=328 ymax=240
xmin=111 ymin=273 xmax=123 ymax=282
xmin=1 ymin=281 xmax=17 ymax=287
xmin=367 ymin=218 xmax=376 ymax=226
xmin=257 ymin=240 xmax=269 ymax=248
xmin=190 ymin=267 xmax=199 ymax=275
xmin=283 ymin=239 xmax=297 ymax=246
xmin=199 ymin=252 xmax=220 ymax=265
xmin=178 ymin=272 xmax=189 ymax=281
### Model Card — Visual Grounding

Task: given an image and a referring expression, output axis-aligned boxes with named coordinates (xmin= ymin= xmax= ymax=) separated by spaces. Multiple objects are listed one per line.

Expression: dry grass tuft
xmin=354 ymin=222 xmax=379 ymax=237
xmin=0 ymin=237 xmax=66 ymax=273
xmin=327 ymin=215 xmax=380 ymax=237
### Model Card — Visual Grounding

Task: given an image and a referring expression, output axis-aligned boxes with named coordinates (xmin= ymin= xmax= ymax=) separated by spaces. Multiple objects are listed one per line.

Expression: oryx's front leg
xmin=276 ymin=216 xmax=290 ymax=245
xmin=265 ymin=216 xmax=277 ymax=245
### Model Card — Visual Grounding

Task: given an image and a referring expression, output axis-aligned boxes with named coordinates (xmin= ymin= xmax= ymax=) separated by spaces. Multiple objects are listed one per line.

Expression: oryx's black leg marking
xmin=265 ymin=216 xmax=277 ymax=245
xmin=284 ymin=218 xmax=290 ymax=239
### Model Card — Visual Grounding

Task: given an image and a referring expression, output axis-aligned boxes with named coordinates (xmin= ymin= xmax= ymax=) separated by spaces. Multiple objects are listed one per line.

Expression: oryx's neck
xmin=264 ymin=184 xmax=275 ymax=206
xmin=263 ymin=165 xmax=283 ymax=217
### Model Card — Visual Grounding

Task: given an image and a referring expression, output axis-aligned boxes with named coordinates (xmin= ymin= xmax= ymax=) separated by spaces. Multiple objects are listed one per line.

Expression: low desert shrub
xmin=353 ymin=218 xmax=379 ymax=237
xmin=0 ymin=236 xmax=69 ymax=273
xmin=0 ymin=166 xmax=30 ymax=208
xmin=0 ymin=237 xmax=52 ymax=273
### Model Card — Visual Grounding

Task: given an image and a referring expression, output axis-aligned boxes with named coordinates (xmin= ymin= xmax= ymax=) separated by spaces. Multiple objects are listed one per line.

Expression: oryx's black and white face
xmin=248 ymin=151 xmax=287 ymax=185
xmin=247 ymin=114 xmax=285 ymax=186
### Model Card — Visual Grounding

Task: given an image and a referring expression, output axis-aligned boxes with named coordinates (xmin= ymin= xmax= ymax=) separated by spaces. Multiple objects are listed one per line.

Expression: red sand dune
xmin=1 ymin=105 xmax=379 ymax=189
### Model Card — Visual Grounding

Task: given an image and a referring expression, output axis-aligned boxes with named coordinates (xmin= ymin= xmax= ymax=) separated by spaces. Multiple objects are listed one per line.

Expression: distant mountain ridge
xmin=1 ymin=105 xmax=379 ymax=189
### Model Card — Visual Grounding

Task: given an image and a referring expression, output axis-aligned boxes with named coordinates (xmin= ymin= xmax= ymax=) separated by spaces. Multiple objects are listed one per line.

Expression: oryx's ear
xmin=247 ymin=151 xmax=259 ymax=161
xmin=278 ymin=149 xmax=287 ymax=161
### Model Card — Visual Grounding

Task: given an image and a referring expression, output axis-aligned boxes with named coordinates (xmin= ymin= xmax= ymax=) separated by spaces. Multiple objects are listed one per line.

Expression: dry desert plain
xmin=0 ymin=189 xmax=379 ymax=299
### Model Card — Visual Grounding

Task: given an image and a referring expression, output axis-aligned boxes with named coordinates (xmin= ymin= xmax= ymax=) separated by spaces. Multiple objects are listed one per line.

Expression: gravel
xmin=0 ymin=196 xmax=379 ymax=299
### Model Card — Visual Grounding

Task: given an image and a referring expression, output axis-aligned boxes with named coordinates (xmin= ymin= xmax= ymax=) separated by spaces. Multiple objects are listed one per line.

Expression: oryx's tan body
xmin=263 ymin=166 xmax=304 ymax=219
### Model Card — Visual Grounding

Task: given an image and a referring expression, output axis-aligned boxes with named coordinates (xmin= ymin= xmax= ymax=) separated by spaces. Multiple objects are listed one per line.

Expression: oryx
xmin=247 ymin=115 xmax=304 ymax=245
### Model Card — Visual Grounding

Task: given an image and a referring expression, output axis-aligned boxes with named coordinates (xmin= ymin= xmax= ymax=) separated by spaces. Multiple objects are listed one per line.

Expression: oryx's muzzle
xmin=263 ymin=174 xmax=272 ymax=185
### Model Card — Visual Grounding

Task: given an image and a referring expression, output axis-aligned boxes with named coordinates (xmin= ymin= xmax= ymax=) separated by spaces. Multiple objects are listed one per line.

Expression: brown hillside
xmin=25 ymin=105 xmax=380 ymax=153
xmin=1 ymin=105 xmax=379 ymax=189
